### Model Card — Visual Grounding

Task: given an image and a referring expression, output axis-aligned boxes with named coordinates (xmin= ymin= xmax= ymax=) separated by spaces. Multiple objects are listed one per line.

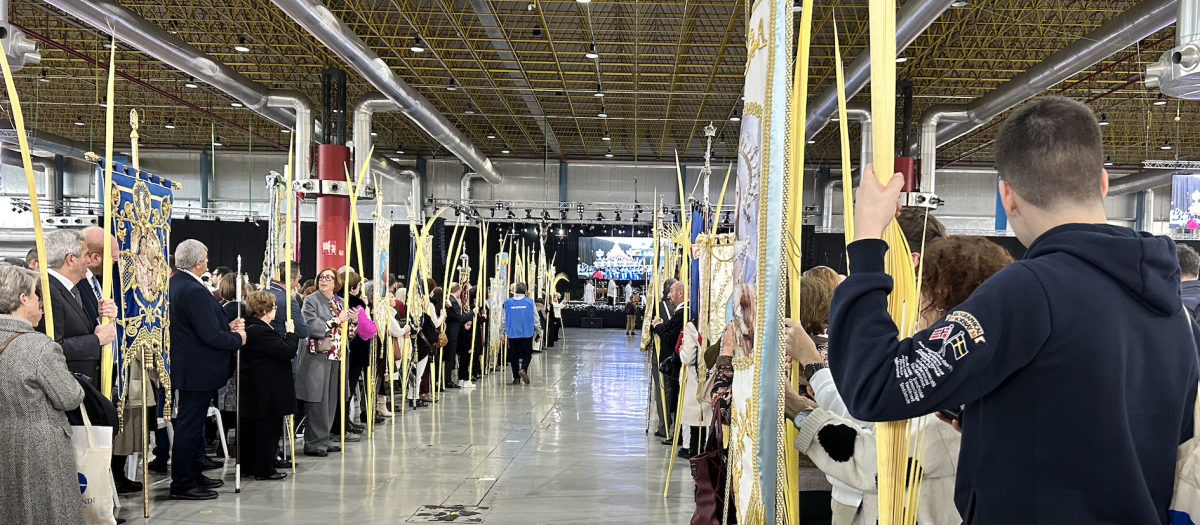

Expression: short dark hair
xmin=994 ymin=96 xmax=1104 ymax=210
xmin=213 ymin=266 xmax=232 ymax=277
xmin=25 ymin=248 xmax=37 ymax=265
xmin=515 ymin=282 xmax=528 ymax=295
xmin=662 ymin=278 xmax=678 ymax=296
xmin=896 ymin=208 xmax=947 ymax=255
xmin=277 ymin=260 xmax=301 ymax=281
xmin=1178 ymin=243 xmax=1200 ymax=278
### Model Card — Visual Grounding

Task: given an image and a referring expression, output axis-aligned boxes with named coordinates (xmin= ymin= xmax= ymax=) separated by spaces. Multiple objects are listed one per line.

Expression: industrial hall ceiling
xmin=0 ymin=0 xmax=1186 ymax=169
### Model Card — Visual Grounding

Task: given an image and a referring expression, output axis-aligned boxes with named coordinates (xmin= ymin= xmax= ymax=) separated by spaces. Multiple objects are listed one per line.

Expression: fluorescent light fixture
xmin=38 ymin=71 xmax=49 ymax=83
xmin=605 ymin=150 xmax=614 ymax=157
xmin=410 ymin=38 xmax=426 ymax=53
xmin=895 ymin=57 xmax=908 ymax=63
xmin=465 ymin=105 xmax=475 ymax=115
xmin=501 ymin=147 xmax=511 ymax=154
xmin=184 ymin=77 xmax=198 ymax=89
xmin=234 ymin=37 xmax=250 ymax=53
xmin=487 ymin=133 xmax=496 ymax=139
xmin=729 ymin=115 xmax=740 ymax=122
xmin=1161 ymin=141 xmax=1172 ymax=150
xmin=164 ymin=118 xmax=175 ymax=129
xmin=1154 ymin=93 xmax=1168 ymax=106
xmin=807 ymin=139 xmax=816 ymax=144
xmin=597 ymin=111 xmax=608 ymax=118
xmin=1098 ymin=113 xmax=1109 ymax=125
xmin=601 ymin=133 xmax=611 ymax=141
xmin=74 ymin=116 xmax=85 ymax=126
xmin=950 ymin=1 xmax=968 ymax=6
xmin=281 ymin=128 xmax=290 ymax=133
xmin=586 ymin=43 xmax=599 ymax=59
xmin=213 ymin=141 xmax=223 ymax=147
xmin=370 ymin=131 xmax=378 ymax=137
xmin=1104 ymin=156 xmax=1113 ymax=166
xmin=231 ymin=102 xmax=243 ymax=107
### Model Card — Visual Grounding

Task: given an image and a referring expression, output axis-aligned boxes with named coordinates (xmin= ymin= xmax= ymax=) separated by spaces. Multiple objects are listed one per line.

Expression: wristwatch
xmin=792 ymin=407 xmax=815 ymax=430
xmin=802 ymin=362 xmax=828 ymax=382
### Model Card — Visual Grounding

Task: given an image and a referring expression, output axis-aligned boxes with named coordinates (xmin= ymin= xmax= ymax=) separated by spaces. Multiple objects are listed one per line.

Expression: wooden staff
xmin=284 ymin=135 xmax=297 ymax=473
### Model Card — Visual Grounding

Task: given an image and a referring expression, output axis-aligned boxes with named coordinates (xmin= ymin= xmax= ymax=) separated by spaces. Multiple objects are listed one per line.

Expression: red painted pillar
xmin=316 ymin=144 xmax=351 ymax=272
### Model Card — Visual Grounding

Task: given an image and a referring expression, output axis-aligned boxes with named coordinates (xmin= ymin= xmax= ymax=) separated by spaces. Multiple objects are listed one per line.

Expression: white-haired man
xmin=34 ymin=229 xmax=117 ymax=387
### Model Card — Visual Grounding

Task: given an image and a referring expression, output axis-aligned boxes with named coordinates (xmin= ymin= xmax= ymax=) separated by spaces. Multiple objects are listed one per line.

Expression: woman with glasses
xmin=298 ymin=268 xmax=353 ymax=456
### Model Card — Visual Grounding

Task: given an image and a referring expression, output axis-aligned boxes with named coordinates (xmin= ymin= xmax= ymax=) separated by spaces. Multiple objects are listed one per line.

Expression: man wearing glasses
xmin=35 ymin=229 xmax=117 ymax=388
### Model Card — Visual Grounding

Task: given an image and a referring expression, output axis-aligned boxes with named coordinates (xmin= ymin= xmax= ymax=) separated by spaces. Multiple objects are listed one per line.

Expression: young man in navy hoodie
xmin=827 ymin=96 xmax=1200 ymax=524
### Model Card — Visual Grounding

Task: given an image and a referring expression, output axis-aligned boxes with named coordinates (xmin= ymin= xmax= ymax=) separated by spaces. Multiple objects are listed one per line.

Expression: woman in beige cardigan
xmin=0 ymin=264 xmax=86 ymax=524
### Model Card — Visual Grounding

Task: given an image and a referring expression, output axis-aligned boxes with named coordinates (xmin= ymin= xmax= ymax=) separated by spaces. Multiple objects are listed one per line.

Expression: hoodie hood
xmin=1025 ymin=223 xmax=1181 ymax=317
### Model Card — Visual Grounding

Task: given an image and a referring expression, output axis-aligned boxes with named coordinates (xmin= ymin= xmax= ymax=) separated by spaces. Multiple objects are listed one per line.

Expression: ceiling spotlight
xmin=586 ymin=43 xmax=599 ymax=59
xmin=1161 ymin=141 xmax=1173 ymax=150
xmin=164 ymin=118 xmax=175 ymax=129
xmin=730 ymin=115 xmax=741 ymax=122
xmin=448 ymin=79 xmax=459 ymax=91
xmin=595 ymin=212 xmax=605 ymax=221
xmin=1104 ymin=156 xmax=1113 ymax=166
xmin=74 ymin=115 xmax=85 ymax=126
xmin=38 ymin=70 xmax=49 ymax=83
xmin=465 ymin=105 xmax=475 ymax=115
xmin=370 ymin=130 xmax=378 ymax=137
xmin=1155 ymin=93 xmax=1168 ymax=106
xmin=598 ymin=109 xmax=608 ymax=118
xmin=487 ymin=132 xmax=497 ymax=139
xmin=501 ymin=146 xmax=511 ymax=154
xmin=605 ymin=150 xmax=614 ymax=158
xmin=601 ymin=133 xmax=611 ymax=141
xmin=594 ymin=84 xmax=605 ymax=97
xmin=231 ymin=102 xmax=243 ymax=107
xmin=410 ymin=37 xmax=426 ymax=53
xmin=1098 ymin=113 xmax=1109 ymax=126
xmin=895 ymin=56 xmax=908 ymax=63
xmin=950 ymin=0 xmax=968 ymax=6
xmin=234 ymin=37 xmax=250 ymax=53
xmin=184 ymin=77 xmax=198 ymax=89
xmin=525 ymin=208 xmax=533 ymax=219
xmin=807 ymin=139 xmax=816 ymax=144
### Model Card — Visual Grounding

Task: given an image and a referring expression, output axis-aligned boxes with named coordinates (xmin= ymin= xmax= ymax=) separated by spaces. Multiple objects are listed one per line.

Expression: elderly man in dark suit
xmin=167 ymin=239 xmax=245 ymax=500
xmin=35 ymin=229 xmax=117 ymax=387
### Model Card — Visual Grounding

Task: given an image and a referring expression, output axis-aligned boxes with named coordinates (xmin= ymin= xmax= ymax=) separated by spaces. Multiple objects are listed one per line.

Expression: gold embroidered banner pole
xmin=98 ymin=36 xmax=118 ymax=399
xmin=284 ymin=135 xmax=297 ymax=472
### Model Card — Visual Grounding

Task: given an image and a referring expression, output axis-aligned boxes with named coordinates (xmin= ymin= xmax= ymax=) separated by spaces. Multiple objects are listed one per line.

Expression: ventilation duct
xmin=272 ymin=0 xmax=502 ymax=185
xmin=43 ymin=0 xmax=316 ymax=180
xmin=1145 ymin=0 xmax=1200 ymax=97
xmin=804 ymin=0 xmax=957 ymax=139
xmin=914 ymin=0 xmax=1177 ymax=168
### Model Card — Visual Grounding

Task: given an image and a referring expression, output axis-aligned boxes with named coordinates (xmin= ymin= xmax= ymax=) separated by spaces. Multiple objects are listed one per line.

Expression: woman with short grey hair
xmin=0 ymin=263 xmax=86 ymax=524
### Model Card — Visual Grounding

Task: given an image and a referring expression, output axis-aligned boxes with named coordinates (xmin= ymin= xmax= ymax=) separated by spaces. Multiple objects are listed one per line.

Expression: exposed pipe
xmin=41 ymin=0 xmax=314 ymax=176
xmin=266 ymin=91 xmax=313 ymax=182
xmin=0 ymin=127 xmax=90 ymax=160
xmin=272 ymin=0 xmax=503 ymax=185
xmin=1108 ymin=169 xmax=1184 ymax=196
xmin=912 ymin=0 xmax=1177 ymax=156
xmin=918 ymin=107 xmax=969 ymax=192
xmin=805 ymin=0 xmax=957 ymax=139
xmin=367 ymin=154 xmax=421 ymax=215
xmin=822 ymin=102 xmax=872 ymax=228
xmin=460 ymin=172 xmax=483 ymax=201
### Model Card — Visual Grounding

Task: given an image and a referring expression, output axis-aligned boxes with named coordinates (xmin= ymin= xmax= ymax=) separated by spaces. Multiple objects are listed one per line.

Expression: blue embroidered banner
xmin=105 ymin=159 xmax=174 ymax=420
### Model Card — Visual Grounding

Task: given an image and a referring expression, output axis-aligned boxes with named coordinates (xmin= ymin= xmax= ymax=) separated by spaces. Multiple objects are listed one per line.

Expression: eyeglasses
xmin=318 ymin=275 xmax=335 ymax=282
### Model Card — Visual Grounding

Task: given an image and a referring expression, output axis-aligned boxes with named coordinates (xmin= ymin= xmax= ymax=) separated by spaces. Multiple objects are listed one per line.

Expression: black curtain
xmin=171 ymin=218 xmax=269 ymax=276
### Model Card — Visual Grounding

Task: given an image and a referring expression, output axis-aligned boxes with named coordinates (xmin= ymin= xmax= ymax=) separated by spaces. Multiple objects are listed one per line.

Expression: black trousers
xmin=170 ymin=389 xmax=213 ymax=493
xmin=508 ymin=337 xmax=533 ymax=379
xmin=441 ymin=333 xmax=459 ymax=385
xmin=241 ymin=416 xmax=283 ymax=478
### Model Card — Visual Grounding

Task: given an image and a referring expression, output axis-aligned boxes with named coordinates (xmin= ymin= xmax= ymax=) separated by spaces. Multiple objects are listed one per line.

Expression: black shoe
xmin=274 ymin=458 xmax=293 ymax=469
xmin=660 ymin=438 xmax=674 ymax=446
xmin=653 ymin=430 xmax=667 ymax=439
xmin=148 ymin=459 xmax=169 ymax=474
xmin=327 ymin=444 xmax=342 ymax=453
xmin=472 ymin=375 xmax=481 ymax=381
xmin=168 ymin=487 xmax=218 ymax=500
xmin=255 ymin=472 xmax=287 ymax=481
xmin=410 ymin=400 xmax=428 ymax=408
xmin=677 ymin=448 xmax=696 ymax=459
xmin=304 ymin=449 xmax=328 ymax=457
xmin=193 ymin=457 xmax=223 ymax=471
xmin=197 ymin=475 xmax=224 ymax=489
xmin=374 ymin=414 xmax=385 ymax=424
xmin=114 ymin=478 xmax=143 ymax=494
xmin=349 ymin=422 xmax=365 ymax=433
xmin=446 ymin=382 xmax=462 ymax=389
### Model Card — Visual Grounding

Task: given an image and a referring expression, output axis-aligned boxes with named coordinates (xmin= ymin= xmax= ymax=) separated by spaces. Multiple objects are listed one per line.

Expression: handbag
xmin=690 ymin=414 xmax=735 ymax=525
xmin=72 ymin=408 xmax=117 ymax=525
xmin=437 ymin=331 xmax=449 ymax=348
xmin=308 ymin=338 xmax=333 ymax=354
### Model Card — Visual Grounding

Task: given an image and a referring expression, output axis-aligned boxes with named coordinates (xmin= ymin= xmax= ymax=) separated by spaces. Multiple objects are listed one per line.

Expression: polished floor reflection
xmin=122 ymin=328 xmax=693 ymax=524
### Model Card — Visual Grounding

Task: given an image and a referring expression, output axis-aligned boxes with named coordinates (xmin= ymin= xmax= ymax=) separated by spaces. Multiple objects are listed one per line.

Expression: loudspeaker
xmin=582 ymin=317 xmax=603 ymax=329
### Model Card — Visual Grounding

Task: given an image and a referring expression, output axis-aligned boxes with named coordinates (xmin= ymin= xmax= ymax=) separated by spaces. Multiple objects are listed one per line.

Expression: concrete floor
xmin=121 ymin=328 xmax=694 ymax=524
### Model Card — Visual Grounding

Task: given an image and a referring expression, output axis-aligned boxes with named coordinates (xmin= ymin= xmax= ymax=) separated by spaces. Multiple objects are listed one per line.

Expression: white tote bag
xmin=72 ymin=409 xmax=117 ymax=525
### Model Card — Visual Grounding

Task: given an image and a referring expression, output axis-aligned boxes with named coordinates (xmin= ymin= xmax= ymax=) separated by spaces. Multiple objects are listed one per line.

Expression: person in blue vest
xmin=167 ymin=239 xmax=245 ymax=500
xmin=825 ymin=96 xmax=1200 ymax=524
xmin=504 ymin=282 xmax=540 ymax=386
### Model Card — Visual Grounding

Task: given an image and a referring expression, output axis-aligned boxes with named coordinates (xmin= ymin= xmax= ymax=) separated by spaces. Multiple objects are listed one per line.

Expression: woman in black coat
xmin=239 ymin=291 xmax=299 ymax=480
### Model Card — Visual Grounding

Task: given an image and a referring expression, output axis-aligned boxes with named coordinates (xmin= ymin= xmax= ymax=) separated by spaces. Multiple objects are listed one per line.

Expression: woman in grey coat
xmin=299 ymin=267 xmax=352 ymax=456
xmin=0 ymin=264 xmax=86 ymax=524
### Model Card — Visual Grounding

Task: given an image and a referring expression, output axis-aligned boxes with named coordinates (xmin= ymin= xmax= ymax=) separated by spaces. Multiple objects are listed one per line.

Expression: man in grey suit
xmin=35 ymin=229 xmax=117 ymax=388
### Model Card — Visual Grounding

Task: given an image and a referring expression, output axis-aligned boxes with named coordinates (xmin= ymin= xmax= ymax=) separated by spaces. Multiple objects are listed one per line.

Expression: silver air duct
xmin=1108 ymin=169 xmax=1184 ymax=196
xmin=804 ymin=0 xmax=957 ymax=139
xmin=43 ymin=0 xmax=315 ymax=179
xmin=1146 ymin=0 xmax=1200 ymax=97
xmin=0 ymin=127 xmax=90 ymax=160
xmin=821 ymin=102 xmax=872 ymax=228
xmin=272 ymin=0 xmax=503 ymax=185
xmin=915 ymin=0 xmax=1176 ymax=162
xmin=0 ymin=0 xmax=38 ymax=72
